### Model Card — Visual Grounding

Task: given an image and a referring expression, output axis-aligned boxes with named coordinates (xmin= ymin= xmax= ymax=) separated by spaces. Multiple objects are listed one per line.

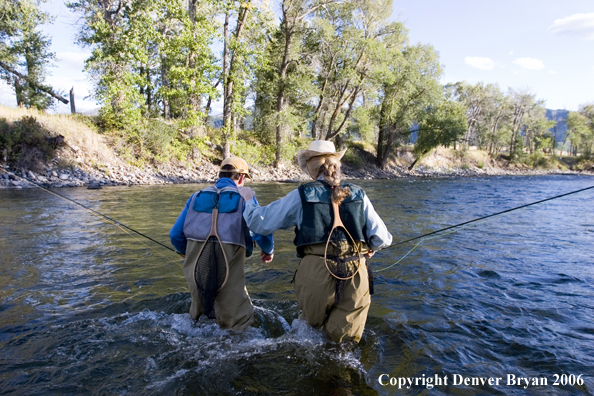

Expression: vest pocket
xmin=218 ymin=191 xmax=241 ymax=213
xmin=193 ymin=191 xmax=218 ymax=213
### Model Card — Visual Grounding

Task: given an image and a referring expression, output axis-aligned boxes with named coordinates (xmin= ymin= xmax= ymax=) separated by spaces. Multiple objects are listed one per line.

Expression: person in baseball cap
xmin=220 ymin=156 xmax=252 ymax=179
xmin=169 ymin=155 xmax=273 ymax=330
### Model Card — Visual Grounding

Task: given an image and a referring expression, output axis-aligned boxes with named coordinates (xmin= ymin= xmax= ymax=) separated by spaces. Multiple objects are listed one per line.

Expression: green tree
xmin=68 ymin=0 xmax=144 ymax=127
xmin=218 ymin=0 xmax=273 ymax=158
xmin=410 ymin=97 xmax=466 ymax=168
xmin=521 ymin=105 xmax=555 ymax=155
xmin=270 ymin=0 xmax=339 ymax=166
xmin=0 ymin=0 xmax=56 ymax=109
xmin=376 ymin=43 xmax=442 ymax=169
xmin=158 ymin=0 xmax=218 ymax=127
xmin=566 ymin=108 xmax=593 ymax=157
xmin=450 ymin=82 xmax=509 ymax=151
xmin=68 ymin=0 xmax=218 ymax=129
xmin=507 ymin=89 xmax=542 ymax=160
xmin=578 ymin=105 xmax=594 ymax=158
xmin=308 ymin=0 xmax=405 ymax=143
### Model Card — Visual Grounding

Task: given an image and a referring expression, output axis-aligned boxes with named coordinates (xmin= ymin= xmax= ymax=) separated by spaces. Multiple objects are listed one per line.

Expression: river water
xmin=1 ymin=175 xmax=594 ymax=395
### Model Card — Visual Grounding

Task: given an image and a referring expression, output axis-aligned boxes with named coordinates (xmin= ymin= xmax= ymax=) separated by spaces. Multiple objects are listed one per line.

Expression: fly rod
xmin=0 ymin=168 xmax=182 ymax=256
xmin=384 ymin=183 xmax=594 ymax=250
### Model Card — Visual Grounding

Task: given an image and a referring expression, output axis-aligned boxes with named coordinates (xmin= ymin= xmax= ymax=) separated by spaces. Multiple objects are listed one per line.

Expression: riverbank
xmin=1 ymin=106 xmax=592 ymax=189
xmin=3 ymin=147 xmax=591 ymax=190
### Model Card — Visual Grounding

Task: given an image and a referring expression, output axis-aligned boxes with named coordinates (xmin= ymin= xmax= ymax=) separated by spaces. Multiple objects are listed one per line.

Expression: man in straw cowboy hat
xmin=241 ymin=140 xmax=392 ymax=342
xmin=169 ymin=156 xmax=274 ymax=330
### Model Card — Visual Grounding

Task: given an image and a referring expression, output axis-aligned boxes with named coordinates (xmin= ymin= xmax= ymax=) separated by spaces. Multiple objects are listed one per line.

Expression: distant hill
xmin=207 ymin=113 xmax=254 ymax=130
xmin=207 ymin=113 xmax=223 ymax=128
xmin=546 ymin=109 xmax=569 ymax=143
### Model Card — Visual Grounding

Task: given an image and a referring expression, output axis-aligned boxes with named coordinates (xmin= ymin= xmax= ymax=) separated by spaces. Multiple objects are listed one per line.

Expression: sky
xmin=1 ymin=0 xmax=593 ymax=114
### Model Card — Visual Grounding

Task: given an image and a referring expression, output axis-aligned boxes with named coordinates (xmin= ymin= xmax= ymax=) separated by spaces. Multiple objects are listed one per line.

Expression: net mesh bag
xmin=325 ymin=226 xmax=362 ymax=305
xmin=194 ymin=236 xmax=228 ymax=319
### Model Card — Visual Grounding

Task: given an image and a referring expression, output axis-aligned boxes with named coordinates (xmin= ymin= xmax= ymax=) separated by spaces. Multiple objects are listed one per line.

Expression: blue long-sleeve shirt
xmin=169 ymin=178 xmax=274 ymax=256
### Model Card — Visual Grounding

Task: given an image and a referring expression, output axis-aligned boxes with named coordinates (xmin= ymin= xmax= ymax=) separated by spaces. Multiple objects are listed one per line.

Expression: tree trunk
xmin=161 ymin=58 xmax=170 ymax=119
xmin=275 ymin=24 xmax=293 ymax=167
xmin=69 ymin=87 xmax=76 ymax=114
xmin=0 ymin=60 xmax=68 ymax=104
xmin=222 ymin=2 xmax=250 ymax=159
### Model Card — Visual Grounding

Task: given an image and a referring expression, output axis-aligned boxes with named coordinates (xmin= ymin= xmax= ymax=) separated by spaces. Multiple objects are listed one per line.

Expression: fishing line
xmin=376 ymin=183 xmax=594 ymax=272
xmin=0 ymin=168 xmax=182 ymax=258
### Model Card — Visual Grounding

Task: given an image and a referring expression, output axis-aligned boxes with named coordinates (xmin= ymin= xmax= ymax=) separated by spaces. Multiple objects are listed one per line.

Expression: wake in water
xmin=0 ymin=294 xmax=378 ymax=395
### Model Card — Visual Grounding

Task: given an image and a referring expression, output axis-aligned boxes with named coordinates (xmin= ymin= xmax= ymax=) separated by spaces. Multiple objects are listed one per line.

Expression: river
xmin=1 ymin=175 xmax=593 ymax=395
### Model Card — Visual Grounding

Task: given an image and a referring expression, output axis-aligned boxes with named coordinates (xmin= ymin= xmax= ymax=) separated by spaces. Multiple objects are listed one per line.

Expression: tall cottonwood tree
xmin=218 ymin=0 xmax=273 ymax=158
xmin=377 ymin=43 xmax=442 ymax=169
xmin=308 ymin=0 xmax=405 ymax=142
xmin=69 ymin=0 xmax=217 ymax=129
xmin=409 ymin=97 xmax=466 ymax=169
xmin=270 ymin=0 xmax=339 ymax=166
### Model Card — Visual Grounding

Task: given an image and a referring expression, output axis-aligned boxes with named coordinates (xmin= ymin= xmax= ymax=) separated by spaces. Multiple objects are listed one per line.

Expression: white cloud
xmin=548 ymin=70 xmax=557 ymax=74
xmin=465 ymin=56 xmax=495 ymax=70
xmin=549 ymin=13 xmax=594 ymax=40
xmin=513 ymin=57 xmax=545 ymax=70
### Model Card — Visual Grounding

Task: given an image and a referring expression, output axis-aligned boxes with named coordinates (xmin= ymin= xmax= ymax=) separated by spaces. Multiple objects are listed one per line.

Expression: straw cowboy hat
xmin=297 ymin=140 xmax=347 ymax=175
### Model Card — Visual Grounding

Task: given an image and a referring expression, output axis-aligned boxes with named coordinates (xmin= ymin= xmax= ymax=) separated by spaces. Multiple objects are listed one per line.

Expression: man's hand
xmin=261 ymin=251 xmax=274 ymax=263
xmin=239 ymin=186 xmax=256 ymax=201
xmin=365 ymin=250 xmax=375 ymax=258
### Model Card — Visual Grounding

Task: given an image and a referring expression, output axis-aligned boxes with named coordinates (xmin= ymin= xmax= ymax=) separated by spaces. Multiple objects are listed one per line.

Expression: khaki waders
xmin=183 ymin=239 xmax=254 ymax=330
xmin=294 ymin=244 xmax=371 ymax=343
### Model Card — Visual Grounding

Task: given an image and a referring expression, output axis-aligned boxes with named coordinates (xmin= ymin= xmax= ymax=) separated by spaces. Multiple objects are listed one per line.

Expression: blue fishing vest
xmin=293 ymin=181 xmax=368 ymax=257
xmin=183 ymin=185 xmax=247 ymax=248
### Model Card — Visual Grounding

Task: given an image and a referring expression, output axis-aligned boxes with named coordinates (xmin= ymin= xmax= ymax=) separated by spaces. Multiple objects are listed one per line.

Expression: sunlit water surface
xmin=1 ymin=175 xmax=593 ymax=395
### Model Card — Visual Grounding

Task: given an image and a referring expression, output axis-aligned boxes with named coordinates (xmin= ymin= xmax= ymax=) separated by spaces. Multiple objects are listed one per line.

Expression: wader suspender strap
xmin=324 ymin=201 xmax=363 ymax=281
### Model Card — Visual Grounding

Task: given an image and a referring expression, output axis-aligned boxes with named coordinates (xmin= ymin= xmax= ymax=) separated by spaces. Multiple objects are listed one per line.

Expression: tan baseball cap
xmin=220 ymin=156 xmax=252 ymax=179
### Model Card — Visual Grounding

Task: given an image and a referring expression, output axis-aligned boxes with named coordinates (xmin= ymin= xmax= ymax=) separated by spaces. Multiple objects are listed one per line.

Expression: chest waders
xmin=324 ymin=200 xmax=364 ymax=305
xmin=193 ymin=204 xmax=230 ymax=319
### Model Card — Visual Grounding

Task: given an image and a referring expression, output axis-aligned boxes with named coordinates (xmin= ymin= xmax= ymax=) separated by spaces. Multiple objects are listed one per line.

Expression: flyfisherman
xmin=242 ymin=140 xmax=392 ymax=342
xmin=169 ymin=157 xmax=274 ymax=330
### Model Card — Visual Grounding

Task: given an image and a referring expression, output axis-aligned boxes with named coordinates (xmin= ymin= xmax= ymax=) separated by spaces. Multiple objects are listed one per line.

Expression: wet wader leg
xmin=214 ymin=243 xmax=254 ymax=330
xmin=183 ymin=240 xmax=207 ymax=320
xmin=294 ymin=254 xmax=335 ymax=328
xmin=324 ymin=259 xmax=371 ymax=343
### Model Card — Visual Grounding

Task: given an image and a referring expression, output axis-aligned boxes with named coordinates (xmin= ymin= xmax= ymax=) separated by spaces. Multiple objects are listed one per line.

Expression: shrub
xmin=453 ymin=149 xmax=467 ymax=160
xmin=139 ymin=119 xmax=178 ymax=156
xmin=528 ymin=152 xmax=551 ymax=169
xmin=0 ymin=116 xmax=59 ymax=171
xmin=342 ymin=150 xmax=364 ymax=168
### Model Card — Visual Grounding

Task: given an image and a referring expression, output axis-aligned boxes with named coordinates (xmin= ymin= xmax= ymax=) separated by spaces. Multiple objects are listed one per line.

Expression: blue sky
xmin=1 ymin=0 xmax=593 ymax=113
xmin=397 ymin=0 xmax=594 ymax=111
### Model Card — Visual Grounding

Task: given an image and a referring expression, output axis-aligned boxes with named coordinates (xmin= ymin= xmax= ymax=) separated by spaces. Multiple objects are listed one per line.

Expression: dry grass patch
xmin=0 ymin=105 xmax=121 ymax=169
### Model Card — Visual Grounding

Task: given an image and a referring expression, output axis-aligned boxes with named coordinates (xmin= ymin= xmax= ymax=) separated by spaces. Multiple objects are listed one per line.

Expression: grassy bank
xmin=1 ymin=105 xmax=592 ymax=189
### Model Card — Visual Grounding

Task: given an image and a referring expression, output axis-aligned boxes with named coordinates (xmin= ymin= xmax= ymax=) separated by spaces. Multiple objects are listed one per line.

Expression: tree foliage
xmin=1 ymin=0 xmax=56 ymax=109
xmin=51 ymin=0 xmax=593 ymax=167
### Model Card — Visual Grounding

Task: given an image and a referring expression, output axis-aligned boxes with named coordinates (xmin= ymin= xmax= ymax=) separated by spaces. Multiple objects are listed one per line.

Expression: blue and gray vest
xmin=294 ymin=181 xmax=368 ymax=257
xmin=183 ymin=185 xmax=248 ymax=249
